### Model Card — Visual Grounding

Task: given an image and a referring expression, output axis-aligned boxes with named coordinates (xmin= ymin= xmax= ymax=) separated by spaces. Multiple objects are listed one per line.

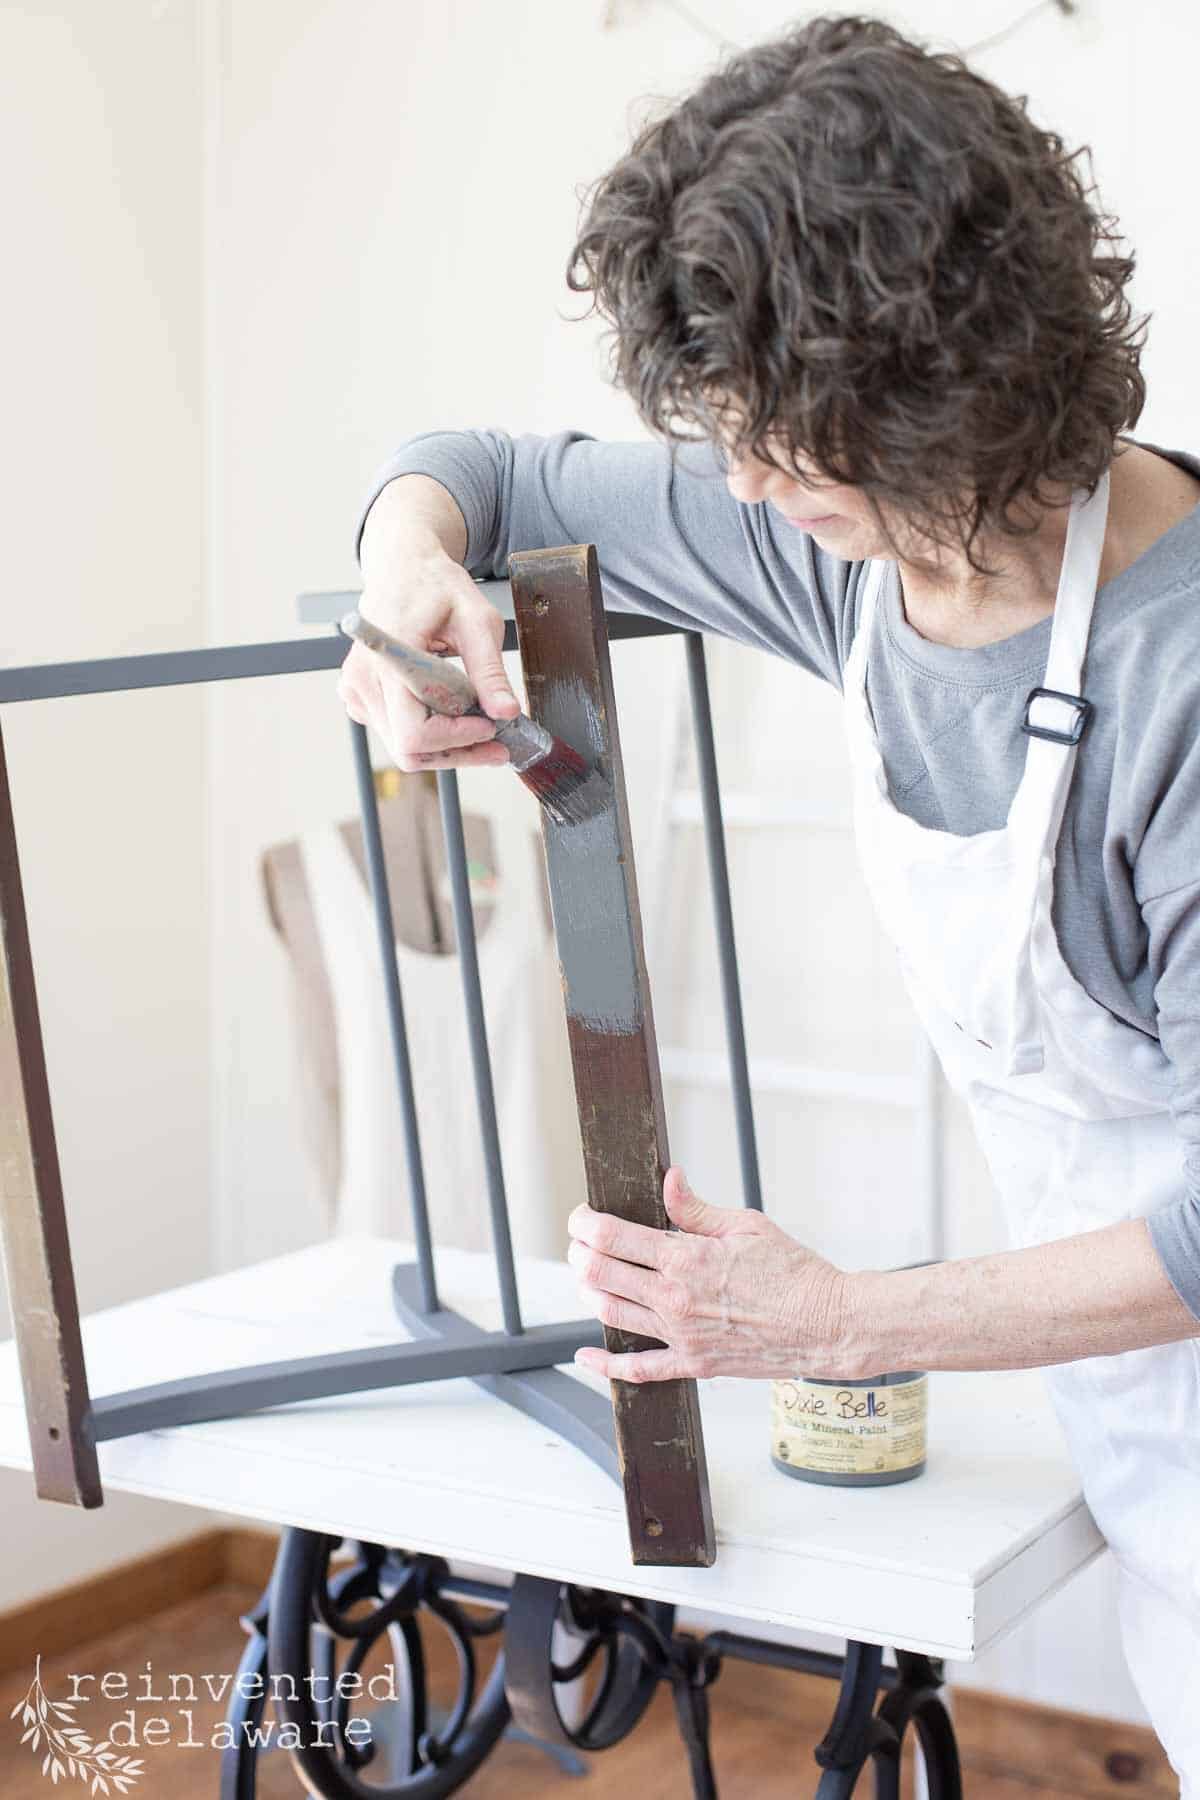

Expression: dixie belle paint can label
xmin=770 ymin=1372 xmax=928 ymax=1486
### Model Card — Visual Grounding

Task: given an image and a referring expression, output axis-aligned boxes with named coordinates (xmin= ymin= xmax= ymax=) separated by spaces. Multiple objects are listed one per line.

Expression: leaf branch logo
xmin=10 ymin=1657 xmax=144 ymax=1793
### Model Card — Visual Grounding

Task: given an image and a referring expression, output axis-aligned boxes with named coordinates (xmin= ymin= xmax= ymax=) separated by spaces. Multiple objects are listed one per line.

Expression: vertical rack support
xmin=683 ymin=632 xmax=763 ymax=1213
xmin=510 ymin=544 xmax=716 ymax=1569
xmin=349 ymin=719 xmax=440 ymax=1315
xmin=436 ymin=768 xmax=524 ymax=1338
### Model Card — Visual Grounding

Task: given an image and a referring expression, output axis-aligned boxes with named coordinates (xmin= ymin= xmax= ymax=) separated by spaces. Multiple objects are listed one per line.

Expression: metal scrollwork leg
xmin=875 ymin=1652 xmax=961 ymax=1800
xmin=263 ymin=1528 xmax=510 ymax=1798
xmin=224 ymin=1538 xmax=963 ymax=1799
xmin=814 ymin=1641 xmax=890 ymax=1800
xmin=221 ymin=1584 xmax=272 ymax=1800
xmin=814 ymin=1642 xmax=961 ymax=1800
xmin=664 ymin=1635 xmax=722 ymax=1800
xmin=505 ymin=1575 xmax=726 ymax=1797
xmin=504 ymin=1574 xmax=677 ymax=1754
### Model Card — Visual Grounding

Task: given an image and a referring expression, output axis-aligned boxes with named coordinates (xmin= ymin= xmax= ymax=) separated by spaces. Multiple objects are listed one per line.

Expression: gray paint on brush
xmin=537 ymin=673 xmax=641 ymax=1035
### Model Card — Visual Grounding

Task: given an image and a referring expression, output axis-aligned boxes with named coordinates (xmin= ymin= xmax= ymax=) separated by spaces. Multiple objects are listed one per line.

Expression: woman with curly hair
xmin=341 ymin=16 xmax=1200 ymax=1770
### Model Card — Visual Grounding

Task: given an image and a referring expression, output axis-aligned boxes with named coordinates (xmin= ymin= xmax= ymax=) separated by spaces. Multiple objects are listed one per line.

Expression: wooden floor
xmin=0 ymin=1578 xmax=1175 ymax=1798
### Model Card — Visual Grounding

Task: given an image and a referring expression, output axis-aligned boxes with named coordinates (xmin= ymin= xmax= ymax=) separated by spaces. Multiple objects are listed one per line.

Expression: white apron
xmin=844 ymin=470 xmax=1200 ymax=1785
xmin=300 ymin=789 xmax=587 ymax=1261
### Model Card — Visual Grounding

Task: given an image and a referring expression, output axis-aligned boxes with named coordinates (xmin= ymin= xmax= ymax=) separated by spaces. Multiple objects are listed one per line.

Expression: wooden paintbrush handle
xmin=339 ymin=610 xmax=483 ymax=718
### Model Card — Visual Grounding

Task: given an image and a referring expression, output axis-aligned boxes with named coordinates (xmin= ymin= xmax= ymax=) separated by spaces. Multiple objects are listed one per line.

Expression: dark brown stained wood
xmin=510 ymin=544 xmax=715 ymax=1569
xmin=0 ymin=718 xmax=102 ymax=1507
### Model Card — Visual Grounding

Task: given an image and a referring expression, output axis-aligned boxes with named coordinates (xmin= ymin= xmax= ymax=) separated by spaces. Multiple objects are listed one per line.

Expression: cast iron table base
xmin=221 ymin=1531 xmax=963 ymax=1798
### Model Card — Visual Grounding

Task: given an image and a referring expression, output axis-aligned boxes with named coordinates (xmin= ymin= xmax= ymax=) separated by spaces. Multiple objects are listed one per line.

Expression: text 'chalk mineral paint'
xmin=770 ymin=1372 xmax=928 ymax=1487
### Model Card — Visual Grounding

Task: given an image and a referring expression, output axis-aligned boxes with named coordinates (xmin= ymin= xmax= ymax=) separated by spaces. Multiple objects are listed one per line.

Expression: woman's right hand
xmin=337 ymin=543 xmax=521 ymax=774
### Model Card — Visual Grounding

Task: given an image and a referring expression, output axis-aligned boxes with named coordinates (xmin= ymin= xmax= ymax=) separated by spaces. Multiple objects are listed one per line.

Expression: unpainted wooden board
xmin=0 ymin=719 xmax=101 ymax=1508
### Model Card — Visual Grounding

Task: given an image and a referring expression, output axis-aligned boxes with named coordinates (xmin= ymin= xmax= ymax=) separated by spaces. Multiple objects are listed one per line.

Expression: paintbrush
xmin=339 ymin=609 xmax=606 ymax=826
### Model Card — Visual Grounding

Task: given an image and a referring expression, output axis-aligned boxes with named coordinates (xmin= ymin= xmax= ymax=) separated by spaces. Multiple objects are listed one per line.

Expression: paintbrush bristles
xmin=518 ymin=742 xmax=608 ymax=826
xmin=481 ymin=711 xmax=608 ymax=825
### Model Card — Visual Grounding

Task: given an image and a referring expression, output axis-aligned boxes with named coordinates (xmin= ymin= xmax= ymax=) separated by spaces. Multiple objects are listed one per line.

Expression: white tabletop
xmin=0 ymin=1238 xmax=1102 ymax=1662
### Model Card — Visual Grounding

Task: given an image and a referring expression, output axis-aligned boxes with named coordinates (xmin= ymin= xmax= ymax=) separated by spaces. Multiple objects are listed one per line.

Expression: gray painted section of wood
xmin=514 ymin=659 xmax=640 ymax=1032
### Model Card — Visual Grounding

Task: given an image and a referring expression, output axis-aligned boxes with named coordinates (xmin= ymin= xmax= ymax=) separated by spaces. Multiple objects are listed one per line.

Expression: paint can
xmin=770 ymin=1370 xmax=928 ymax=1487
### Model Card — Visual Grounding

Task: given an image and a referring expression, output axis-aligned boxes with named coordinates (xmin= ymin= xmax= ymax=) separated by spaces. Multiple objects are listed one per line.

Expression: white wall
xmin=0 ymin=3 xmax=215 ymax=1610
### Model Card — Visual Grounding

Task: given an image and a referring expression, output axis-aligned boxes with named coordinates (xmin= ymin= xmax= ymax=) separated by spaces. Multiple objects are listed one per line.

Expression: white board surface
xmin=0 ymin=1238 xmax=1102 ymax=1661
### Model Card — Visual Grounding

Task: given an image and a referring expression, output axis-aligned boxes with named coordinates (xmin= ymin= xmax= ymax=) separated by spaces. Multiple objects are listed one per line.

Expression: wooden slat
xmin=0 ymin=718 xmax=102 ymax=1507
xmin=510 ymin=545 xmax=715 ymax=1568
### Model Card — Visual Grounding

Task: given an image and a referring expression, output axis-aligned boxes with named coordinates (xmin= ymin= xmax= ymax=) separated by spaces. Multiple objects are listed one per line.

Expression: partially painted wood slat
xmin=510 ymin=545 xmax=716 ymax=1569
xmin=0 ymin=719 xmax=102 ymax=1507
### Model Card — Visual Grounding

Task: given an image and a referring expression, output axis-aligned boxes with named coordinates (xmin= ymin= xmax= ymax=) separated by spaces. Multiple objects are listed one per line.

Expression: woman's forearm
xmin=844 ymin=1216 xmax=1200 ymax=1375
xmin=359 ymin=473 xmax=469 ymax=583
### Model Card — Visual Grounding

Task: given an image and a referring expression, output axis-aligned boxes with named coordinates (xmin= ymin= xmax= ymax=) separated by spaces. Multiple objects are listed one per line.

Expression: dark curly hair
xmin=566 ymin=13 xmax=1148 ymax=572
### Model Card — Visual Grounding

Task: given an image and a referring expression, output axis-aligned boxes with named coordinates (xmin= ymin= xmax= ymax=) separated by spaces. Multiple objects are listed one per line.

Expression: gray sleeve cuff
xmin=1147 ymin=1194 xmax=1200 ymax=1320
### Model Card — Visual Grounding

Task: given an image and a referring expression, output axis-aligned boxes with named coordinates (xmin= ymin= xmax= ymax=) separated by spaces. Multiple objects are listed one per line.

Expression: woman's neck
xmin=897 ymin=441 xmax=1199 ymax=650
xmin=898 ymin=515 xmax=1071 ymax=648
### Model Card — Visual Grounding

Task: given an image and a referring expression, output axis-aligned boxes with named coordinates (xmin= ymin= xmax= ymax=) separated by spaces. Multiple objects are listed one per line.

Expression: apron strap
xmin=994 ymin=471 xmax=1111 ymax=1070
xmin=1008 ymin=470 xmax=1110 ymax=840
xmin=1042 ymin=469 xmax=1110 ymax=692
xmin=845 ymin=471 xmax=1112 ymax=1078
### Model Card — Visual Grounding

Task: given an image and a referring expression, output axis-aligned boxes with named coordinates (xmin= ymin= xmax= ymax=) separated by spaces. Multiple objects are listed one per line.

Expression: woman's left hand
xmin=566 ymin=1166 xmax=851 ymax=1383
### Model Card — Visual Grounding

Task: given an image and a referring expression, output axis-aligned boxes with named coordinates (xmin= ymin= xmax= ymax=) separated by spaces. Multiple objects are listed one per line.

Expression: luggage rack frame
xmin=0 ymin=568 xmax=760 ymax=1556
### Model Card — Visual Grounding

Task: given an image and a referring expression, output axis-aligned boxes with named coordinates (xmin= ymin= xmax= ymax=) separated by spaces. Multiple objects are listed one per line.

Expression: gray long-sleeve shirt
xmin=356 ymin=428 xmax=1200 ymax=1318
